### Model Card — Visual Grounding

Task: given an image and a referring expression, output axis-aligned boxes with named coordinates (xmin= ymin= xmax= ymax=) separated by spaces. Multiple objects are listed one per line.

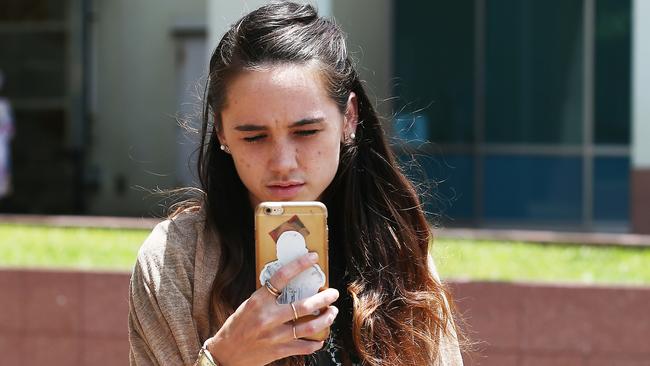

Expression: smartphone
xmin=255 ymin=201 xmax=329 ymax=341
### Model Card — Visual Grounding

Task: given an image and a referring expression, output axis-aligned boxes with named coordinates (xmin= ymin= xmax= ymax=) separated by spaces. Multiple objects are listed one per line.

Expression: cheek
xmin=232 ymin=155 xmax=257 ymax=184
xmin=308 ymin=144 xmax=340 ymax=180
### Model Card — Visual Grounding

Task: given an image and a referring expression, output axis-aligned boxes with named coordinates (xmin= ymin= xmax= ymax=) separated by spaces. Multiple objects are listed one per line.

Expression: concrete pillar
xmin=631 ymin=0 xmax=650 ymax=233
xmin=331 ymin=0 xmax=393 ymax=119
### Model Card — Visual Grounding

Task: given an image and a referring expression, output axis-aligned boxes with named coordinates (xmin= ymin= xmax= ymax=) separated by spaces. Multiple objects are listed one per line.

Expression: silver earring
xmin=220 ymin=144 xmax=231 ymax=154
xmin=350 ymin=133 xmax=356 ymax=140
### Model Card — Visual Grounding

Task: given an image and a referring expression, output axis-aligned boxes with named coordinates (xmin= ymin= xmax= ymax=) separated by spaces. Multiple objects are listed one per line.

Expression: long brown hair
xmin=192 ymin=2 xmax=457 ymax=365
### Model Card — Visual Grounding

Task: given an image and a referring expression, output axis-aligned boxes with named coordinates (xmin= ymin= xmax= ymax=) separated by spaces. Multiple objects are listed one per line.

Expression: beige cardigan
xmin=128 ymin=209 xmax=463 ymax=365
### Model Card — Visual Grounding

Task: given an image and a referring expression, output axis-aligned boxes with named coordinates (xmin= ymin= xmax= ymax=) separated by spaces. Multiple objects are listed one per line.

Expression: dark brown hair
xmin=188 ymin=2 xmax=457 ymax=365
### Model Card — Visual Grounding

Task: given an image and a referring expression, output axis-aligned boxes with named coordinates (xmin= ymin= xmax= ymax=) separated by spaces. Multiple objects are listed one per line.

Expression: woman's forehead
xmin=227 ymin=64 xmax=326 ymax=100
xmin=221 ymin=64 xmax=340 ymax=127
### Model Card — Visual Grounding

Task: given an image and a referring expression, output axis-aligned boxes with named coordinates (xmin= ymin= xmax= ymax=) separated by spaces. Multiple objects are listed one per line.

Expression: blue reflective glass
xmin=398 ymin=153 xmax=474 ymax=222
xmin=393 ymin=115 xmax=430 ymax=146
xmin=393 ymin=0 xmax=475 ymax=143
xmin=595 ymin=0 xmax=631 ymax=144
xmin=594 ymin=157 xmax=630 ymax=222
xmin=484 ymin=156 xmax=583 ymax=222
xmin=485 ymin=0 xmax=584 ymax=144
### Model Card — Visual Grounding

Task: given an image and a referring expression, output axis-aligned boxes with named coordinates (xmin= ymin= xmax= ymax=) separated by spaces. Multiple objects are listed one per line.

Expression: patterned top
xmin=308 ymin=323 xmax=360 ymax=366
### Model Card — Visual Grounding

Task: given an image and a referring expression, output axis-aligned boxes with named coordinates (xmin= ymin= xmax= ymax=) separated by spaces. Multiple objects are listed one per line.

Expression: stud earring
xmin=350 ymin=133 xmax=356 ymax=140
xmin=220 ymin=144 xmax=231 ymax=154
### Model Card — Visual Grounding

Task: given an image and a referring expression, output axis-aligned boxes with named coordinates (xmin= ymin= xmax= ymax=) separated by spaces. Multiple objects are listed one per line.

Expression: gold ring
xmin=264 ymin=280 xmax=282 ymax=297
xmin=292 ymin=323 xmax=298 ymax=340
xmin=290 ymin=302 xmax=299 ymax=321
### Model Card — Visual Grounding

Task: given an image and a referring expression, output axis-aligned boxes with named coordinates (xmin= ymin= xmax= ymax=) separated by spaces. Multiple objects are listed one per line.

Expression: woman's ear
xmin=343 ymin=92 xmax=359 ymax=142
xmin=214 ymin=114 xmax=233 ymax=154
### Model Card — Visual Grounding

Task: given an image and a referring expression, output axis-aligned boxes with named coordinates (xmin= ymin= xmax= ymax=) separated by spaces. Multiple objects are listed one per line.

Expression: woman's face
xmin=218 ymin=63 xmax=357 ymax=207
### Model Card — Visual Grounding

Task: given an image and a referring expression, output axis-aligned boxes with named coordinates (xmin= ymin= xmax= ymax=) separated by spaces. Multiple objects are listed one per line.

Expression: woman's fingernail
xmin=332 ymin=306 xmax=339 ymax=315
xmin=309 ymin=252 xmax=318 ymax=262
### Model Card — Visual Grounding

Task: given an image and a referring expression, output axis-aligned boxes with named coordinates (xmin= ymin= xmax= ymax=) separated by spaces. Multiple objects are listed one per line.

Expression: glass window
xmin=0 ymin=33 xmax=66 ymax=99
xmin=594 ymin=0 xmax=631 ymax=144
xmin=3 ymin=109 xmax=71 ymax=213
xmin=398 ymin=152 xmax=475 ymax=223
xmin=393 ymin=0 xmax=631 ymax=231
xmin=394 ymin=0 xmax=475 ymax=144
xmin=483 ymin=155 xmax=583 ymax=222
xmin=485 ymin=0 xmax=584 ymax=144
xmin=426 ymin=154 xmax=475 ymax=223
xmin=0 ymin=0 xmax=66 ymax=22
xmin=12 ymin=109 xmax=66 ymax=159
xmin=594 ymin=157 xmax=629 ymax=222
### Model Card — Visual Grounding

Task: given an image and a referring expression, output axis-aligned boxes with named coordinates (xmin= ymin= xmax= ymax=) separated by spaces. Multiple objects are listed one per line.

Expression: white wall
xmin=90 ymin=0 xmax=206 ymax=215
xmin=331 ymin=0 xmax=393 ymax=119
xmin=633 ymin=0 xmax=650 ymax=169
xmin=207 ymin=0 xmax=266 ymax=55
xmin=175 ymin=35 xmax=208 ymax=188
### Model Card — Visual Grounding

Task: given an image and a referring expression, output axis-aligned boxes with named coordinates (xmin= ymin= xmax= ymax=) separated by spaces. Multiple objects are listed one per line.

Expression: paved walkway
xmin=2 ymin=214 xmax=650 ymax=247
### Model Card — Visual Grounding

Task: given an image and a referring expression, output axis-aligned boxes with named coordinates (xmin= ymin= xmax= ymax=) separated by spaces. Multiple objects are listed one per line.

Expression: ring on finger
xmin=292 ymin=322 xmax=298 ymax=340
xmin=290 ymin=302 xmax=299 ymax=321
xmin=264 ymin=280 xmax=282 ymax=297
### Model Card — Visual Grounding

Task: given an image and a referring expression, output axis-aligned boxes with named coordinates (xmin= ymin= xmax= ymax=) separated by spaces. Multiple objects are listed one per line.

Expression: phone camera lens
xmin=265 ymin=207 xmax=271 ymax=214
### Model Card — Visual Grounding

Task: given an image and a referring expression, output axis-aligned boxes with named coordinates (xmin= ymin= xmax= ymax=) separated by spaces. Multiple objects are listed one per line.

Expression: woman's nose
xmin=268 ymin=141 xmax=298 ymax=174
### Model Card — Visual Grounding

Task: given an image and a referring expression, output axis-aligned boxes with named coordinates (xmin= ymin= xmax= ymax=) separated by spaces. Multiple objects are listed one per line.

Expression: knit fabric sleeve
xmin=128 ymin=216 xmax=203 ymax=366
xmin=428 ymin=254 xmax=464 ymax=366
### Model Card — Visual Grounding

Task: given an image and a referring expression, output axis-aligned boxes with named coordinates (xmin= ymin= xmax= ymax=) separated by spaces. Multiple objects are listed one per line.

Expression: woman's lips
xmin=266 ymin=183 xmax=305 ymax=199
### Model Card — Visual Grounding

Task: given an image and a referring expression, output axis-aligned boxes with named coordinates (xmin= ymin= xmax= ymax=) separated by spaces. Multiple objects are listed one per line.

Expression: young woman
xmin=128 ymin=2 xmax=463 ymax=365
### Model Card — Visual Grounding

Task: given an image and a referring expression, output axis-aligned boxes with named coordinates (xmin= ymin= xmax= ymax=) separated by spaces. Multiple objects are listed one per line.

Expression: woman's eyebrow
xmin=290 ymin=118 xmax=324 ymax=127
xmin=234 ymin=124 xmax=266 ymax=131
xmin=234 ymin=118 xmax=324 ymax=131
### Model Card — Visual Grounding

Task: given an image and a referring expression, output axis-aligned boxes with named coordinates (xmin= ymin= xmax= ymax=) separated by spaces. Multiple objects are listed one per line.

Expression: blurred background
xmin=0 ymin=0 xmax=647 ymax=235
xmin=0 ymin=0 xmax=649 ymax=365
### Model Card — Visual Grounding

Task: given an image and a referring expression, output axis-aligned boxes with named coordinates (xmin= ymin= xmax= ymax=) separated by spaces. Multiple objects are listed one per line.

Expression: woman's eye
xmin=243 ymin=134 xmax=266 ymax=142
xmin=295 ymin=129 xmax=320 ymax=137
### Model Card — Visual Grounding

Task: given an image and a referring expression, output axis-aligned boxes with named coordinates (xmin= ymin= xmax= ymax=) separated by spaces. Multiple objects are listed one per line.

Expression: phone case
xmin=255 ymin=201 xmax=329 ymax=341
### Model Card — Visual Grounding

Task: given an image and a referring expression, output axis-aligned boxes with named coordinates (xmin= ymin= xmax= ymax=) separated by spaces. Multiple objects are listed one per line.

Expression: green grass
xmin=0 ymin=224 xmax=149 ymax=271
xmin=1 ymin=224 xmax=649 ymax=285
xmin=432 ymin=238 xmax=650 ymax=286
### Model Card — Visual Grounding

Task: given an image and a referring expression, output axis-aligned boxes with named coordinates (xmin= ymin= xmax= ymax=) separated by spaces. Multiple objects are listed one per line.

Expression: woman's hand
xmin=204 ymin=252 xmax=339 ymax=366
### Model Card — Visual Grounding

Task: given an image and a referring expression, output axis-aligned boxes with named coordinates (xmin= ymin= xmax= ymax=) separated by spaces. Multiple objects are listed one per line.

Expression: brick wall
xmin=0 ymin=270 xmax=130 ymax=365
xmin=0 ymin=269 xmax=648 ymax=365
xmin=450 ymin=282 xmax=650 ymax=366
